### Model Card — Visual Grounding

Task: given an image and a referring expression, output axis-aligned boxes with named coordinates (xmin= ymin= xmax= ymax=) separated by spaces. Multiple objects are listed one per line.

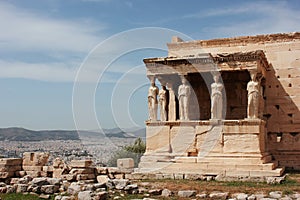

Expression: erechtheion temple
xmin=138 ymin=32 xmax=300 ymax=178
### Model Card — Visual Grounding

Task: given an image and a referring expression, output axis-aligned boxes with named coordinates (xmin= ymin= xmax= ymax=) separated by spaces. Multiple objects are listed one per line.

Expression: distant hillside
xmin=0 ymin=127 xmax=146 ymax=141
xmin=0 ymin=127 xmax=79 ymax=141
xmin=87 ymin=127 xmax=146 ymax=139
xmin=122 ymin=128 xmax=146 ymax=139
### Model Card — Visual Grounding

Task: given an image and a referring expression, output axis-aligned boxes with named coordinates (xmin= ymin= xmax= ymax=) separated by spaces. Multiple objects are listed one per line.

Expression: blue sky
xmin=0 ymin=0 xmax=299 ymax=130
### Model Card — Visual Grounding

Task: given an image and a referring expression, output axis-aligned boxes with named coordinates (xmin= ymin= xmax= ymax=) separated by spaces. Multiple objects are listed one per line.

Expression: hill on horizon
xmin=0 ymin=127 xmax=146 ymax=141
xmin=0 ymin=127 xmax=80 ymax=141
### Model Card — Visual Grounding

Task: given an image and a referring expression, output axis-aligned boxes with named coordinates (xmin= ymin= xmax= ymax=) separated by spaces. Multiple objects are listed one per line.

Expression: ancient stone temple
xmin=138 ymin=32 xmax=300 ymax=178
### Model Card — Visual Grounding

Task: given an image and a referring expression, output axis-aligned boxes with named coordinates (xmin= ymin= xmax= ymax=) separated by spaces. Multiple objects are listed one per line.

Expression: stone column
xmin=178 ymin=76 xmax=191 ymax=120
xmin=167 ymin=82 xmax=176 ymax=121
xmin=211 ymin=73 xmax=223 ymax=120
xmin=247 ymin=72 xmax=260 ymax=119
xmin=147 ymin=76 xmax=159 ymax=121
xmin=159 ymin=84 xmax=169 ymax=121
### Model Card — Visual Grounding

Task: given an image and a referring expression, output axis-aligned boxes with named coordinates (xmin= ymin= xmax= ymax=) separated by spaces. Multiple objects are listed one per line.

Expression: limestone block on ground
xmin=61 ymin=174 xmax=76 ymax=182
xmin=178 ymin=190 xmax=196 ymax=198
xmin=69 ymin=168 xmax=95 ymax=175
xmin=97 ymin=175 xmax=110 ymax=185
xmin=70 ymin=160 xmax=93 ymax=168
xmin=53 ymin=157 xmax=69 ymax=178
xmin=15 ymin=171 xmax=26 ymax=177
xmin=114 ymin=174 xmax=124 ymax=179
xmin=53 ymin=169 xmax=64 ymax=179
xmin=43 ymin=166 xmax=53 ymax=172
xmin=232 ymin=193 xmax=249 ymax=200
xmin=0 ymin=165 xmax=22 ymax=172
xmin=26 ymin=171 xmax=41 ymax=178
xmin=107 ymin=167 xmax=121 ymax=174
xmin=78 ymin=190 xmax=93 ymax=200
xmin=31 ymin=177 xmax=49 ymax=186
xmin=23 ymin=152 xmax=49 ymax=167
xmin=10 ymin=178 xmax=20 ymax=185
xmin=124 ymin=183 xmax=138 ymax=191
xmin=161 ymin=189 xmax=172 ymax=197
xmin=0 ymin=158 xmax=23 ymax=177
xmin=47 ymin=178 xmax=62 ymax=185
xmin=96 ymin=167 xmax=108 ymax=175
xmin=117 ymin=158 xmax=134 ymax=170
xmin=16 ymin=184 xmax=28 ymax=193
xmin=41 ymin=185 xmax=59 ymax=194
xmin=16 ymin=175 xmax=33 ymax=184
xmin=67 ymin=182 xmax=81 ymax=195
xmin=112 ymin=179 xmax=129 ymax=190
xmin=22 ymin=166 xmax=43 ymax=171
xmin=269 ymin=191 xmax=282 ymax=199
xmin=76 ymin=174 xmax=95 ymax=181
xmin=209 ymin=191 xmax=229 ymax=199
xmin=53 ymin=158 xmax=65 ymax=168
xmin=0 ymin=158 xmax=22 ymax=166
xmin=53 ymin=164 xmax=69 ymax=179
xmin=0 ymin=171 xmax=14 ymax=179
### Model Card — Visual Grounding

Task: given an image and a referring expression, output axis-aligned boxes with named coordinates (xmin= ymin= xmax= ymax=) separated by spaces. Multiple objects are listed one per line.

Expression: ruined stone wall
xmin=167 ymin=33 xmax=300 ymax=170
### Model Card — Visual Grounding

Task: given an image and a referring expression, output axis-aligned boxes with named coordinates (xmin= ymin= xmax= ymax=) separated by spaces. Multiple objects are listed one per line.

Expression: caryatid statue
xmin=211 ymin=73 xmax=223 ymax=119
xmin=148 ymin=78 xmax=159 ymax=121
xmin=159 ymin=85 xmax=169 ymax=121
xmin=178 ymin=77 xmax=191 ymax=120
xmin=247 ymin=72 xmax=259 ymax=119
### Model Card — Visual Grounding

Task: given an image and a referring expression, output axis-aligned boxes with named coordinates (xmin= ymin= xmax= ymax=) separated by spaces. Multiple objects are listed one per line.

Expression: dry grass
xmin=133 ymin=173 xmax=300 ymax=195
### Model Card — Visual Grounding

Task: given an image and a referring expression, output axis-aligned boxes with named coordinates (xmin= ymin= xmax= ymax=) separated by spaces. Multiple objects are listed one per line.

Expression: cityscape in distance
xmin=0 ymin=127 xmax=145 ymax=166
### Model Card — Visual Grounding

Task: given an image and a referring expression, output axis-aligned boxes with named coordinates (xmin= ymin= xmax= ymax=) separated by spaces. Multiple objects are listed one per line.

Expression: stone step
xmin=140 ymin=155 xmax=174 ymax=163
xmin=208 ymin=163 xmax=277 ymax=171
xmin=167 ymin=161 xmax=277 ymax=171
xmin=222 ymin=167 xmax=285 ymax=177
xmin=137 ymin=163 xmax=284 ymax=177
xmin=174 ymin=156 xmax=274 ymax=165
xmin=196 ymin=156 xmax=272 ymax=165
xmin=138 ymin=161 xmax=284 ymax=177
xmin=138 ymin=161 xmax=173 ymax=172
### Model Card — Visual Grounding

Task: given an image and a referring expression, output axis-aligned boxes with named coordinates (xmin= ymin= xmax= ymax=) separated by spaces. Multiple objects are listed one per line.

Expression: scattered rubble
xmin=0 ymin=153 xmax=298 ymax=200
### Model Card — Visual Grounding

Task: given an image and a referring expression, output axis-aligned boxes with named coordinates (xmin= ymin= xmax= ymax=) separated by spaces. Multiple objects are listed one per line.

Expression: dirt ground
xmin=133 ymin=172 xmax=300 ymax=195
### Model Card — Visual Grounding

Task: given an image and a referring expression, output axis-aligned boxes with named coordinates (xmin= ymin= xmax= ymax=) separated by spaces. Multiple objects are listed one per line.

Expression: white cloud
xmin=185 ymin=1 xmax=300 ymax=37
xmin=0 ymin=2 xmax=109 ymax=83
xmin=0 ymin=2 xmax=105 ymax=53
xmin=0 ymin=60 xmax=78 ymax=82
xmin=0 ymin=59 xmax=145 ymax=83
xmin=184 ymin=1 xmax=296 ymax=19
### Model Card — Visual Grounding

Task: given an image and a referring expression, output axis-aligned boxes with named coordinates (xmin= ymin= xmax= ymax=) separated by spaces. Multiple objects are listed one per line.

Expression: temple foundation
xmin=137 ymin=120 xmax=284 ymax=177
xmin=137 ymin=44 xmax=286 ymax=178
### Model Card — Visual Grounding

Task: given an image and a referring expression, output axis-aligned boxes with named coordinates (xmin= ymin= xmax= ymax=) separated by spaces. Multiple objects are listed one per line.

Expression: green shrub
xmin=107 ymin=138 xmax=146 ymax=167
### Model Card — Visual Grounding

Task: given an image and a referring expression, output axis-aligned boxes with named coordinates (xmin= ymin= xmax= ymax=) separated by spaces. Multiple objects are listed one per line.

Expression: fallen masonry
xmin=0 ymin=152 xmax=297 ymax=199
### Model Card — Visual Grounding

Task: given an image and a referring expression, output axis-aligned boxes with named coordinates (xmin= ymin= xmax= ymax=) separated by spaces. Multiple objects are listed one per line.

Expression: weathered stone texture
xmin=140 ymin=32 xmax=300 ymax=174
xmin=168 ymin=33 xmax=300 ymax=153
xmin=0 ymin=158 xmax=23 ymax=178
xmin=117 ymin=158 xmax=134 ymax=171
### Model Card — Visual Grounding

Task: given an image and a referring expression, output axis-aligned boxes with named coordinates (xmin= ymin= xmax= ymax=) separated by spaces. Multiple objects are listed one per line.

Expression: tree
xmin=107 ymin=138 xmax=146 ymax=167
xmin=123 ymin=138 xmax=146 ymax=154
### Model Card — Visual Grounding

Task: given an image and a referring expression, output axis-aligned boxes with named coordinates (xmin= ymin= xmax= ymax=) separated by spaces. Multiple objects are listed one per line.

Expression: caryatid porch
xmin=138 ymin=50 xmax=284 ymax=177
